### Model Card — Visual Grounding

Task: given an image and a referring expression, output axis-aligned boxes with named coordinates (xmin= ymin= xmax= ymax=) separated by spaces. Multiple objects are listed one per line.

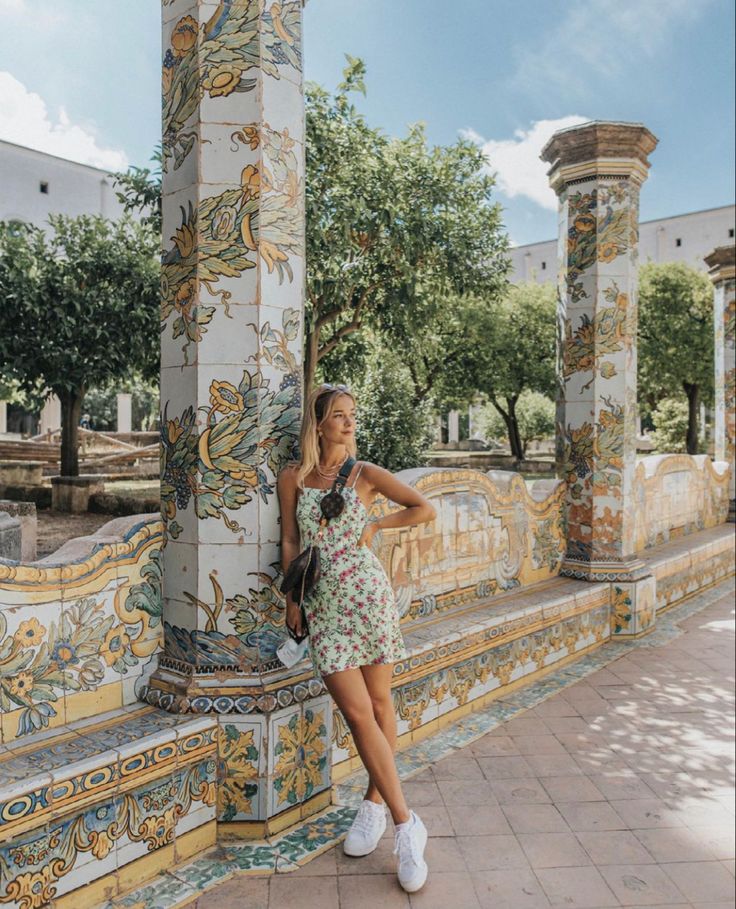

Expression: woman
xmin=277 ymin=382 xmax=437 ymax=893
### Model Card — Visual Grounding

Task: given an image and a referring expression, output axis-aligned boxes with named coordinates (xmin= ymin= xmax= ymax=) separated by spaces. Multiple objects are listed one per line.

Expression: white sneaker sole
xmin=397 ymin=823 xmax=428 ymax=892
xmin=342 ymin=815 xmax=387 ymax=856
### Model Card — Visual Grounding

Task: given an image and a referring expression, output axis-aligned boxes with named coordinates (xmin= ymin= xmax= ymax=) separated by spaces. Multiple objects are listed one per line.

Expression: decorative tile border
xmin=96 ymin=576 xmax=734 ymax=909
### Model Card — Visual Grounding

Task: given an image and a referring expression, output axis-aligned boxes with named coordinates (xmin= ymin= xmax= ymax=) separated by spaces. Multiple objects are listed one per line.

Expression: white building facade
xmin=0 ymin=141 xmax=132 ymax=436
xmin=0 ymin=139 xmax=128 ymax=227
xmin=510 ymin=204 xmax=736 ymax=283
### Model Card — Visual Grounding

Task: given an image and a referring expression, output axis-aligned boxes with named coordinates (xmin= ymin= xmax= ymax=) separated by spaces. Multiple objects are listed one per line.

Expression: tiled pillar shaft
xmin=705 ymin=245 xmax=736 ymax=520
xmin=150 ymin=0 xmax=333 ymax=836
xmin=541 ymin=121 xmax=657 ymax=584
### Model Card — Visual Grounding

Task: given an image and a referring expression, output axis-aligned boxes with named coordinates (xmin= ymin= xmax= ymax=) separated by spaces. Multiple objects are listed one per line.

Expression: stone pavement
xmin=189 ymin=583 xmax=735 ymax=909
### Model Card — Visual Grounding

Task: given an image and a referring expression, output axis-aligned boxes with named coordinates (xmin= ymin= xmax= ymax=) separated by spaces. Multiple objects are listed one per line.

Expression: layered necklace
xmin=315 ymin=452 xmax=348 ymax=481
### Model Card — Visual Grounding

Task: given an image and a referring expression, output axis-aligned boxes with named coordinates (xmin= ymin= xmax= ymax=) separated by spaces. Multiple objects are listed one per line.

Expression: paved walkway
xmin=192 ymin=583 xmax=735 ymax=909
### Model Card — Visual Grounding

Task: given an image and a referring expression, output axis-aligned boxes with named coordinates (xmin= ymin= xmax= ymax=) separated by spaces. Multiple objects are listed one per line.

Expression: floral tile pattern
xmin=541 ymin=125 xmax=657 ymax=580
xmin=157 ymin=0 xmax=306 ymax=688
xmin=0 ymin=520 xmax=163 ymax=743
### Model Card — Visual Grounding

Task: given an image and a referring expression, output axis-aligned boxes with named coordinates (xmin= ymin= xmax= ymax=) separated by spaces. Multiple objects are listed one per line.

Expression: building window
xmin=39 ymin=181 xmax=49 ymax=194
xmin=729 ymin=228 xmax=734 ymax=238
xmin=675 ymin=237 xmax=682 ymax=247
xmin=541 ymin=261 xmax=546 ymax=270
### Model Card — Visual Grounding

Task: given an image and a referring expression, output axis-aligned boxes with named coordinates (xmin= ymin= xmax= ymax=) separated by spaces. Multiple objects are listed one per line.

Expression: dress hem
xmin=316 ymin=651 xmax=408 ymax=679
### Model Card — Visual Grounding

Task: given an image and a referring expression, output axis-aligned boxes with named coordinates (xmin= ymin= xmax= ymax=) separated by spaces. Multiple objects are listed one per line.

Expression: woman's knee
xmin=339 ymin=699 xmax=376 ymax=730
xmin=369 ymin=693 xmax=394 ymax=721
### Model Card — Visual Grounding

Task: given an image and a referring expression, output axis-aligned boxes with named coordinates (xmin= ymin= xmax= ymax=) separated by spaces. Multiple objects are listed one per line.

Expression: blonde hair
xmin=293 ymin=384 xmax=358 ymax=489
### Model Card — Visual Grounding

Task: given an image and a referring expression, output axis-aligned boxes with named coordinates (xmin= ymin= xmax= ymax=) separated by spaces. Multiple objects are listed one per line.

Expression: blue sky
xmin=0 ymin=0 xmax=733 ymax=245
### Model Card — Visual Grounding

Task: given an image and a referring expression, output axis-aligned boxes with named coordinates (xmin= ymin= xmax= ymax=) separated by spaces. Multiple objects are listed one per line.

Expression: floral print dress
xmin=295 ymin=465 xmax=408 ymax=678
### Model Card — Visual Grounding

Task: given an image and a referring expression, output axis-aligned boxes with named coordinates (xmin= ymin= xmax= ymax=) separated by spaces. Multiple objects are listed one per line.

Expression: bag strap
xmin=330 ymin=456 xmax=356 ymax=493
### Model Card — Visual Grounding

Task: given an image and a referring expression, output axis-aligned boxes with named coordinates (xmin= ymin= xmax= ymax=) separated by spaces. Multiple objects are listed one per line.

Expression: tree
xmin=446 ymin=283 xmax=556 ymax=460
xmin=0 ymin=216 xmax=159 ymax=475
xmin=307 ymin=57 xmax=509 ymax=392
xmin=352 ymin=339 xmax=436 ymax=471
xmin=638 ymin=262 xmax=713 ymax=454
xmin=480 ymin=390 xmax=555 ymax=459
xmin=649 ymin=397 xmax=691 ymax=454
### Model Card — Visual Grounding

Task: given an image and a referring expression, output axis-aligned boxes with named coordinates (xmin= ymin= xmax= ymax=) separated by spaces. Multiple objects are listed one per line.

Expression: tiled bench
xmin=641 ymin=523 xmax=735 ymax=611
xmin=332 ymin=576 xmax=611 ymax=777
xmin=0 ymin=705 xmax=217 ymax=909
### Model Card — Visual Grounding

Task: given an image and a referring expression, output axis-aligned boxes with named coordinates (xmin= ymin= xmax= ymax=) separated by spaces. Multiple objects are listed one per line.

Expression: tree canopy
xmin=638 ymin=262 xmax=713 ymax=454
xmin=307 ymin=58 xmax=510 ymax=391
xmin=0 ymin=215 xmax=159 ymax=474
xmin=438 ymin=282 xmax=556 ymax=459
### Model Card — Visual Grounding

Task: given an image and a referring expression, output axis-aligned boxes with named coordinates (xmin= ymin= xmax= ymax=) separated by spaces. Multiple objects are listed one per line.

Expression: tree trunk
xmin=58 ymin=387 xmax=85 ymax=477
xmin=490 ymin=395 xmax=524 ymax=461
xmin=506 ymin=396 xmax=524 ymax=461
xmin=683 ymin=382 xmax=699 ymax=455
xmin=303 ymin=325 xmax=320 ymax=397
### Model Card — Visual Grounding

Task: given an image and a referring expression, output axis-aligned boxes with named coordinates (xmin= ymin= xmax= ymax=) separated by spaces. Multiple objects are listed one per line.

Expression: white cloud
xmin=0 ymin=72 xmax=128 ymax=171
xmin=462 ymin=116 xmax=589 ymax=210
xmin=509 ymin=0 xmax=714 ymax=98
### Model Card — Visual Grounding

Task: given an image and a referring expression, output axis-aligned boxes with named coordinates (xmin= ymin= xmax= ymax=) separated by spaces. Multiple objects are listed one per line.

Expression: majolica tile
xmin=196 ymin=303 xmax=259 ymax=367
xmin=198 ymin=122 xmax=261 ymax=189
xmin=217 ymin=715 xmax=265 ymax=822
xmin=267 ymin=702 xmax=330 ymax=818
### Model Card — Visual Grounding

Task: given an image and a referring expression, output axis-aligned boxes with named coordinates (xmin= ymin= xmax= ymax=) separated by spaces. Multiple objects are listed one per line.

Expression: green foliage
xmin=350 ymin=341 xmax=436 ymax=472
xmin=82 ymin=377 xmax=160 ymax=431
xmin=639 ymin=262 xmax=714 ymax=402
xmin=0 ymin=215 xmax=160 ymax=473
xmin=649 ymin=397 xmax=691 ymax=454
xmin=480 ymin=391 xmax=555 ymax=457
xmin=638 ymin=262 xmax=713 ymax=453
xmin=112 ymin=148 xmax=163 ymax=235
xmin=440 ymin=282 xmax=556 ymax=458
xmin=307 ymin=57 xmax=509 ymax=391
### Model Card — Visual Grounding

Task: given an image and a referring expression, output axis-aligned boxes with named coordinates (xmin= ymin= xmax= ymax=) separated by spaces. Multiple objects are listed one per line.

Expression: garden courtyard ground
xmin=181 ymin=580 xmax=735 ymax=909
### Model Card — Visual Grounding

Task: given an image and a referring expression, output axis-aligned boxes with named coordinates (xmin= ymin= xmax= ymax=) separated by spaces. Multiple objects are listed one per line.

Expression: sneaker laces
xmin=393 ymin=817 xmax=421 ymax=865
xmin=351 ymin=802 xmax=382 ymax=837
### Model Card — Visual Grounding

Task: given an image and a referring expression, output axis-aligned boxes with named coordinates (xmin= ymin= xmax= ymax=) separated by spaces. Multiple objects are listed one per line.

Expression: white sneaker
xmin=393 ymin=810 xmax=428 ymax=892
xmin=343 ymin=799 xmax=387 ymax=856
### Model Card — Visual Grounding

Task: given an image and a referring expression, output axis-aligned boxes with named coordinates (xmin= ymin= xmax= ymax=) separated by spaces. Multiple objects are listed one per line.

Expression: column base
xmin=144 ymin=666 xmax=334 ymax=835
xmin=143 ymin=662 xmax=325 ymax=715
xmin=560 ymin=555 xmax=650 ymax=583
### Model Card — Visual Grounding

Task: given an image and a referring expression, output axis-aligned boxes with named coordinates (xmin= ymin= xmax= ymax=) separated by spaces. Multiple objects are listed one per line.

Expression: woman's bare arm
xmin=276 ymin=464 xmax=301 ymax=574
xmin=360 ymin=462 xmax=436 ymax=532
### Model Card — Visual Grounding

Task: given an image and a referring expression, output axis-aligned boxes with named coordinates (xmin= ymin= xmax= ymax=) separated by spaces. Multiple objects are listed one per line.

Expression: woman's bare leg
xmin=324 ymin=666 xmax=410 ymax=826
xmin=360 ymin=663 xmax=397 ymax=806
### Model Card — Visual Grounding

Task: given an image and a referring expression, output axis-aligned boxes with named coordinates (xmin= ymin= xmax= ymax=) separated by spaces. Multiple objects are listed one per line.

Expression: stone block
xmin=0 ymin=512 xmax=21 ymax=561
xmin=0 ymin=460 xmax=44 ymax=485
xmin=51 ymin=475 xmax=105 ymax=513
xmin=0 ymin=499 xmax=37 ymax=561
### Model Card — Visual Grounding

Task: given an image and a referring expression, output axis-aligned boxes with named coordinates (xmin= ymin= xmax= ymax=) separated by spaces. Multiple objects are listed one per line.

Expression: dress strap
xmin=350 ymin=461 xmax=365 ymax=488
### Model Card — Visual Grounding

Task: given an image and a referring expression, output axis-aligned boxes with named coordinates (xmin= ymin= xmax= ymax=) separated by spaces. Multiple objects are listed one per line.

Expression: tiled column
xmin=705 ymin=245 xmax=736 ymax=521
xmin=541 ymin=122 xmax=657 ymax=634
xmin=148 ymin=0 xmax=333 ymax=838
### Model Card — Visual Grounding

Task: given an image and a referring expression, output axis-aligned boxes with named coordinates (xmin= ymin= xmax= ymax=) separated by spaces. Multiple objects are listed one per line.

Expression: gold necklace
xmin=315 ymin=453 xmax=348 ymax=479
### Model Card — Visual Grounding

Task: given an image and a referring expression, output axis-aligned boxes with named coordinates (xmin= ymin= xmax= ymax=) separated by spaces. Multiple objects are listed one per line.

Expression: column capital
xmin=541 ymin=120 xmax=658 ymax=194
xmin=704 ymin=244 xmax=736 ymax=283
